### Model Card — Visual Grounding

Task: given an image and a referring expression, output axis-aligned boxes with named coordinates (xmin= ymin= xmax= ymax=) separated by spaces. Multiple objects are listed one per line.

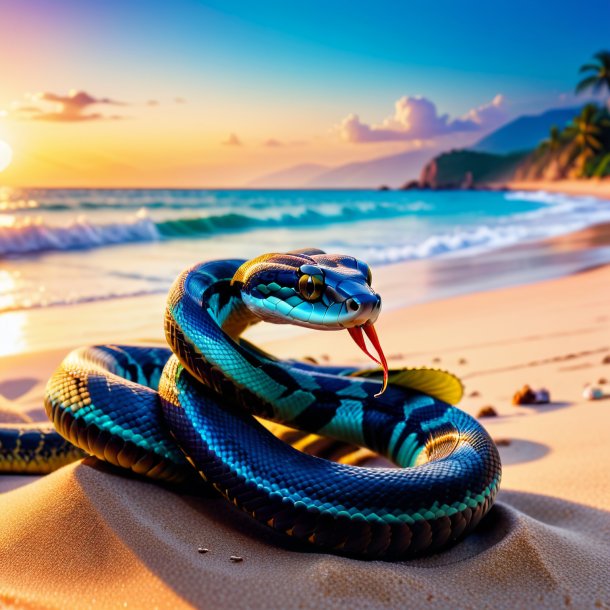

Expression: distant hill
xmin=247 ymin=163 xmax=329 ymax=188
xmin=307 ymin=149 xmax=435 ymax=188
xmin=418 ymin=150 xmax=528 ymax=188
xmin=247 ymin=148 xmax=437 ymax=189
xmin=471 ymin=107 xmax=580 ymax=154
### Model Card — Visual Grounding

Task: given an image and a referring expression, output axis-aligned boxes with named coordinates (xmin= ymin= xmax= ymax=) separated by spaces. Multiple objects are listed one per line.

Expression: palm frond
xmin=575 ymin=75 xmax=599 ymax=94
xmin=593 ymin=50 xmax=610 ymax=64
xmin=579 ymin=63 xmax=600 ymax=74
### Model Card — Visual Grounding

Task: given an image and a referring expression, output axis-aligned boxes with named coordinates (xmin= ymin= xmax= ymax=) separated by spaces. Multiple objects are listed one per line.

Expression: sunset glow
xmin=0 ymin=141 xmax=12 ymax=172
xmin=0 ymin=0 xmax=608 ymax=187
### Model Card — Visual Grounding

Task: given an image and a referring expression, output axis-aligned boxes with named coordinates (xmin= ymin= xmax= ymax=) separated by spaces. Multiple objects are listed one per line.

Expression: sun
xmin=0 ymin=140 xmax=13 ymax=172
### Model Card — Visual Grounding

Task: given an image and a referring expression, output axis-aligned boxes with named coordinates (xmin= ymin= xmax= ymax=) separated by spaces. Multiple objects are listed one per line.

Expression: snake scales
xmin=0 ymin=249 xmax=501 ymax=558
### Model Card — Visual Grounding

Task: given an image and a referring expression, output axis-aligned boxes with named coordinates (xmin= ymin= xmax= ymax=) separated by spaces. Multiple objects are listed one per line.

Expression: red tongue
xmin=347 ymin=324 xmax=389 ymax=397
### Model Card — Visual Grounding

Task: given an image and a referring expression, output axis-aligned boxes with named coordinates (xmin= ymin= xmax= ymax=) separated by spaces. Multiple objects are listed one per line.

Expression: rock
xmin=378 ymin=185 xmax=390 ymax=191
xmin=477 ymin=406 xmax=498 ymax=418
xmin=513 ymin=384 xmax=537 ymax=405
xmin=419 ymin=159 xmax=438 ymax=188
xmin=461 ymin=171 xmax=474 ymax=190
xmin=513 ymin=385 xmax=550 ymax=405
xmin=400 ymin=179 xmax=422 ymax=190
xmin=583 ymin=386 xmax=604 ymax=400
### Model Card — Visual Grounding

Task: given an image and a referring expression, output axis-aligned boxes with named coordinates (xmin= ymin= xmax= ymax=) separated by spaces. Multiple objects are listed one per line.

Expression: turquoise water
xmin=1 ymin=188 xmax=609 ymax=313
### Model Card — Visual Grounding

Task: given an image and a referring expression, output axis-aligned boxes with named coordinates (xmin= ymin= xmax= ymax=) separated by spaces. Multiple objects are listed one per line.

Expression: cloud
xmin=174 ymin=97 xmax=186 ymax=104
xmin=146 ymin=99 xmax=160 ymax=107
xmin=13 ymin=89 xmax=126 ymax=122
xmin=262 ymin=138 xmax=308 ymax=148
xmin=263 ymin=138 xmax=283 ymax=147
xmin=222 ymin=133 xmax=242 ymax=146
xmin=460 ymin=94 xmax=506 ymax=127
xmin=338 ymin=94 xmax=507 ymax=143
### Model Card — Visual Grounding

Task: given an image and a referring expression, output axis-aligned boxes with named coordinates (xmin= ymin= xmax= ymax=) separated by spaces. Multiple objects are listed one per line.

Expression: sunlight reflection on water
xmin=0 ymin=311 xmax=27 ymax=357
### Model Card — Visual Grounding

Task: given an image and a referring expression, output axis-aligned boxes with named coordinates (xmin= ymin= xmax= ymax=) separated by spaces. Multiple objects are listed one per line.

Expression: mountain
xmin=306 ymin=149 xmax=436 ymax=188
xmin=246 ymin=163 xmax=329 ymax=188
xmin=471 ymin=107 xmax=580 ymax=154
xmin=247 ymin=149 xmax=436 ymax=189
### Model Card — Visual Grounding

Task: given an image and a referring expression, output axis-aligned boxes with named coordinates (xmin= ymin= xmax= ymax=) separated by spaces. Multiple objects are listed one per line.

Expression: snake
xmin=0 ymin=249 xmax=501 ymax=559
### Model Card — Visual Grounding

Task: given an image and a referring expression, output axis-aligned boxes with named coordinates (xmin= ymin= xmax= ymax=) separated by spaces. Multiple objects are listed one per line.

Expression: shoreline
xmin=504 ymin=178 xmax=610 ymax=200
xmin=2 ymin=217 xmax=610 ymax=359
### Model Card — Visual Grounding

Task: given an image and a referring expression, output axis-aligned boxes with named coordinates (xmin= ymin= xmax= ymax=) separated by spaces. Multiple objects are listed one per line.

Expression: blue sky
xmin=0 ymin=0 xmax=608 ymax=185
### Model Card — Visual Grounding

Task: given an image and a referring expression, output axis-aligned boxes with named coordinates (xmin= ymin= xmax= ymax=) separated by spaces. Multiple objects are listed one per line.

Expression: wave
xmin=0 ymin=214 xmax=160 ymax=256
xmin=0 ymin=202 xmax=429 ymax=257
xmin=358 ymin=224 xmax=550 ymax=264
xmin=0 ymin=287 xmax=168 ymax=314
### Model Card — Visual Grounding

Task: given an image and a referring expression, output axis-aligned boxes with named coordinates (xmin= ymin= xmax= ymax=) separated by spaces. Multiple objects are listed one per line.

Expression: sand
xmin=1 ymin=247 xmax=610 ymax=608
xmin=506 ymin=178 xmax=610 ymax=200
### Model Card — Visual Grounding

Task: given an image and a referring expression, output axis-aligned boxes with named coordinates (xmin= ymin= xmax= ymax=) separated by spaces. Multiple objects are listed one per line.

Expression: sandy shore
xmin=506 ymin=178 xmax=610 ymax=200
xmin=1 ymin=241 xmax=610 ymax=608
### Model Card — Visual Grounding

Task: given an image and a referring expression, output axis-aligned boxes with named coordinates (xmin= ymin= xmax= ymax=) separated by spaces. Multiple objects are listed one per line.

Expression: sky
xmin=0 ymin=0 xmax=608 ymax=187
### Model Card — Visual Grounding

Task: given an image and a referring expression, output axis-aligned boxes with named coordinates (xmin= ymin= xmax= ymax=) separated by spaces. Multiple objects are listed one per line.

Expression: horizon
xmin=0 ymin=0 xmax=609 ymax=188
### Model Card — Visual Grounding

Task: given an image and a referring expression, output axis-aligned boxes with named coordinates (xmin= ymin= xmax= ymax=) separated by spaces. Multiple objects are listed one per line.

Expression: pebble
xmin=598 ymin=377 xmax=607 ymax=385
xmin=583 ymin=386 xmax=604 ymax=400
xmin=477 ymin=406 xmax=498 ymax=418
xmin=230 ymin=556 xmax=244 ymax=563
xmin=603 ymin=355 xmax=610 ymax=365
xmin=494 ymin=438 xmax=511 ymax=447
xmin=198 ymin=547 xmax=209 ymax=554
xmin=513 ymin=384 xmax=550 ymax=405
xmin=458 ymin=358 xmax=468 ymax=365
xmin=469 ymin=390 xmax=481 ymax=398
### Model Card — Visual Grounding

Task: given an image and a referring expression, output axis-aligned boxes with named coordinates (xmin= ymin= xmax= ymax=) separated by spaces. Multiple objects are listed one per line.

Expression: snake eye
xmin=298 ymin=273 xmax=324 ymax=301
xmin=365 ymin=266 xmax=373 ymax=286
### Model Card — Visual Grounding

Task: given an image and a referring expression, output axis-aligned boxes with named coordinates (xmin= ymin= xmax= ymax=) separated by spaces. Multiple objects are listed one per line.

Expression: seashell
xmin=582 ymin=386 xmax=603 ymax=400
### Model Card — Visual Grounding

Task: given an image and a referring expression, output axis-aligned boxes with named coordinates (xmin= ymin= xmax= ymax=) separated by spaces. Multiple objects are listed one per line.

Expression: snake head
xmin=232 ymin=249 xmax=388 ymax=395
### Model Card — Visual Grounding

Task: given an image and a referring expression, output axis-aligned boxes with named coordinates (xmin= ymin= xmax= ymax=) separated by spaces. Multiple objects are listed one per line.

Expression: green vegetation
xmin=518 ymin=104 xmax=610 ymax=179
xmin=417 ymin=51 xmax=610 ymax=186
xmin=516 ymin=51 xmax=610 ymax=180
xmin=419 ymin=150 xmax=527 ymax=187
xmin=576 ymin=50 xmax=610 ymax=97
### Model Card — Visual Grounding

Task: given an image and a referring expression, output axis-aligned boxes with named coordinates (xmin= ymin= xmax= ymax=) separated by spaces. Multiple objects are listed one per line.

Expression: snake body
xmin=1 ymin=250 xmax=501 ymax=558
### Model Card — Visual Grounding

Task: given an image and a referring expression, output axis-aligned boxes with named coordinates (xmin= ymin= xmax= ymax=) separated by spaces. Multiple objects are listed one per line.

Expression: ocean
xmin=1 ymin=187 xmax=610 ymax=316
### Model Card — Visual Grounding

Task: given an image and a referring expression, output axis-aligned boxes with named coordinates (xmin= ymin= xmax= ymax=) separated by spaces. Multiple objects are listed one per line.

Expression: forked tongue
xmin=347 ymin=324 xmax=388 ymax=397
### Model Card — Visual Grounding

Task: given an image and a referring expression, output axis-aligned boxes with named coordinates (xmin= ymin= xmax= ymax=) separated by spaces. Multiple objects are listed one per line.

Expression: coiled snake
xmin=0 ymin=249 xmax=501 ymax=558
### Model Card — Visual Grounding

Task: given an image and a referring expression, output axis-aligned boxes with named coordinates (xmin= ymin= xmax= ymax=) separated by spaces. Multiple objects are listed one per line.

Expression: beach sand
xmin=506 ymin=178 xmax=610 ymax=200
xmin=1 ymin=238 xmax=610 ymax=608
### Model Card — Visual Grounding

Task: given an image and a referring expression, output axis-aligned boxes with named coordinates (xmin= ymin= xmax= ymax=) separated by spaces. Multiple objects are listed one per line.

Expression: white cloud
xmin=338 ymin=94 xmax=507 ymax=143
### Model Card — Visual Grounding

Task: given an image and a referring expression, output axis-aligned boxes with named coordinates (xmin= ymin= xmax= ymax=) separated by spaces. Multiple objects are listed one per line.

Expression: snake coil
xmin=7 ymin=250 xmax=501 ymax=558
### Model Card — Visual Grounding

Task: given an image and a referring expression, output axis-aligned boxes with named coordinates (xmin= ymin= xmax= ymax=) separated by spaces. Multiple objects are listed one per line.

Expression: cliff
xmin=413 ymin=150 xmax=528 ymax=189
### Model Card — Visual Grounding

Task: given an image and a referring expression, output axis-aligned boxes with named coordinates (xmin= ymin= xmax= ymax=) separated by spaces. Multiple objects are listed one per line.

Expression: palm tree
xmin=565 ymin=105 xmax=603 ymax=156
xmin=540 ymin=125 xmax=563 ymax=153
xmin=564 ymin=105 xmax=607 ymax=176
xmin=576 ymin=51 xmax=610 ymax=97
